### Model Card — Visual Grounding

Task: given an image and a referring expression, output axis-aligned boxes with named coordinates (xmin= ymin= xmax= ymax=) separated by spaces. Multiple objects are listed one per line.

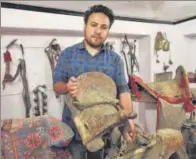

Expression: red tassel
xmin=4 ymin=50 xmax=12 ymax=62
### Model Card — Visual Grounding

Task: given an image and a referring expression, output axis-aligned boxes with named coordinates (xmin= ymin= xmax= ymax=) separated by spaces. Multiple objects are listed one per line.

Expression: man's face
xmin=84 ymin=13 xmax=110 ymax=48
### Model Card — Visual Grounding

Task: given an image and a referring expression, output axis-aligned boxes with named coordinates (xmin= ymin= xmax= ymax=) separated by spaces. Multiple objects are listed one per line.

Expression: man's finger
xmin=69 ymin=82 xmax=79 ymax=88
xmin=70 ymin=76 xmax=78 ymax=83
xmin=69 ymin=86 xmax=78 ymax=91
xmin=128 ymin=132 xmax=133 ymax=143
xmin=70 ymin=89 xmax=78 ymax=96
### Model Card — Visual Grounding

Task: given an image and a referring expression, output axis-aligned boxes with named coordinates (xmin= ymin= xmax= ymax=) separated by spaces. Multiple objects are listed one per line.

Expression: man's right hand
xmin=66 ymin=77 xmax=80 ymax=97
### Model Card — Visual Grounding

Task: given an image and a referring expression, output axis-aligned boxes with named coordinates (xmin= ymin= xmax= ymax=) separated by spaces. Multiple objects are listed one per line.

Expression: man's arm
xmin=119 ymin=92 xmax=136 ymax=142
xmin=53 ymin=50 xmax=79 ymax=97
xmin=114 ymin=56 xmax=133 ymax=112
xmin=114 ymin=55 xmax=136 ymax=141
xmin=119 ymin=92 xmax=133 ymax=113
xmin=53 ymin=50 xmax=68 ymax=94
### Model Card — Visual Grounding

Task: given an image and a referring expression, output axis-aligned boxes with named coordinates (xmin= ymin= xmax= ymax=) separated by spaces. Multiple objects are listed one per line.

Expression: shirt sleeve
xmin=114 ymin=56 xmax=131 ymax=95
xmin=53 ymin=50 xmax=68 ymax=84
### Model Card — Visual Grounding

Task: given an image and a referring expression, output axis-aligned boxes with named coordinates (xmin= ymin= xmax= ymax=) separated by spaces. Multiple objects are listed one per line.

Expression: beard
xmin=85 ymin=37 xmax=104 ymax=49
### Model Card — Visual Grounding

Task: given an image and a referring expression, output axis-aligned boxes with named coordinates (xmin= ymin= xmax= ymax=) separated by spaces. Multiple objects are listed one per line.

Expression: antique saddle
xmin=130 ymin=65 xmax=195 ymax=130
xmin=63 ymin=72 xmax=137 ymax=152
xmin=107 ymin=127 xmax=189 ymax=159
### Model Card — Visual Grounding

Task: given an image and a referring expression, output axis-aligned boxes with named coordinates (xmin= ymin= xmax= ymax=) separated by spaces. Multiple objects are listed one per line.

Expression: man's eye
xmin=102 ymin=27 xmax=108 ymax=30
xmin=91 ymin=24 xmax=97 ymax=27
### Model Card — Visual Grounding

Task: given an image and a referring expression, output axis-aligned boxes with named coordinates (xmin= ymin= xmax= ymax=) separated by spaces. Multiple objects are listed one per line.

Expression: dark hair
xmin=84 ymin=4 xmax=115 ymax=28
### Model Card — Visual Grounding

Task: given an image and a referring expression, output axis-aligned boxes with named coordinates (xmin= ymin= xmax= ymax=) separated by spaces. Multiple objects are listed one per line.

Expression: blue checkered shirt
xmin=53 ymin=40 xmax=130 ymax=140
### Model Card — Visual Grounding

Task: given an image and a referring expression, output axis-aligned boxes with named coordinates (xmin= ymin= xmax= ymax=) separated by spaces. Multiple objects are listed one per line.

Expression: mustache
xmin=92 ymin=35 xmax=101 ymax=39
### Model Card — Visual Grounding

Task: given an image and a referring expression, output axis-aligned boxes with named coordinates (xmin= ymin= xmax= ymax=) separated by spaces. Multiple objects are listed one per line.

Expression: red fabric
xmin=4 ymin=50 xmax=12 ymax=62
xmin=179 ymin=75 xmax=185 ymax=88
xmin=179 ymin=76 xmax=195 ymax=112
xmin=188 ymin=78 xmax=196 ymax=83
xmin=130 ymin=75 xmax=195 ymax=129
xmin=156 ymin=97 xmax=161 ymax=130
xmin=130 ymin=76 xmax=142 ymax=99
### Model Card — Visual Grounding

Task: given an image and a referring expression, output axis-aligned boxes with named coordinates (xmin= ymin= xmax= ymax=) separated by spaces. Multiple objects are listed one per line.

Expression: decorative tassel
xmin=4 ymin=50 xmax=12 ymax=62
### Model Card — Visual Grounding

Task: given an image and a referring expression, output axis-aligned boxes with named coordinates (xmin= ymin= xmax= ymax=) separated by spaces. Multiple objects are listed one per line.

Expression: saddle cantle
xmin=64 ymin=72 xmax=137 ymax=152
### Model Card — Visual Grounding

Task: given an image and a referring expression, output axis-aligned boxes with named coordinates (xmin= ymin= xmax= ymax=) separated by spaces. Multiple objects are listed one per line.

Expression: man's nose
xmin=95 ymin=27 xmax=101 ymax=34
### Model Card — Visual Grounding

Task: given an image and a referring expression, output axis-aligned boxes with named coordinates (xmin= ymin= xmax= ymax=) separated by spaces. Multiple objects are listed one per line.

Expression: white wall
xmin=1 ymin=7 xmax=196 ymax=133
xmin=191 ymin=40 xmax=196 ymax=69
xmin=174 ymin=20 xmax=196 ymax=73
xmin=177 ymin=19 xmax=196 ymax=36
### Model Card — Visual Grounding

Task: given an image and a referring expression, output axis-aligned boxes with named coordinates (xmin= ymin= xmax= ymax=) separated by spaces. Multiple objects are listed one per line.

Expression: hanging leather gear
xmin=125 ymin=35 xmax=139 ymax=74
xmin=121 ymin=34 xmax=139 ymax=76
xmin=2 ymin=40 xmax=31 ymax=118
xmin=2 ymin=39 xmax=18 ymax=89
xmin=154 ymin=32 xmax=170 ymax=52
xmin=121 ymin=36 xmax=131 ymax=78
xmin=18 ymin=44 xmax=32 ymax=118
xmin=105 ymin=41 xmax=115 ymax=51
xmin=44 ymin=39 xmax=61 ymax=98
xmin=154 ymin=31 xmax=173 ymax=66
xmin=33 ymin=85 xmax=48 ymax=116
xmin=44 ymin=38 xmax=61 ymax=76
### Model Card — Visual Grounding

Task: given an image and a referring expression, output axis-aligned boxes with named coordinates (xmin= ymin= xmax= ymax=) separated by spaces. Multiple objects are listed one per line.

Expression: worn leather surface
xmin=74 ymin=72 xmax=118 ymax=108
xmin=107 ymin=128 xmax=188 ymax=159
xmin=158 ymin=98 xmax=186 ymax=130
xmin=65 ymin=72 xmax=137 ymax=152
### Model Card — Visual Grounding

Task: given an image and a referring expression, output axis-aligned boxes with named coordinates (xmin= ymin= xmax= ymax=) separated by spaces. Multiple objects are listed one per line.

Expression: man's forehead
xmin=88 ymin=13 xmax=110 ymax=25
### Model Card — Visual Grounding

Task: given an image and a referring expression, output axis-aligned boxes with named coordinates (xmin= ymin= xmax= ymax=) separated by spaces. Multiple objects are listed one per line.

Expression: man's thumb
xmin=70 ymin=76 xmax=77 ymax=82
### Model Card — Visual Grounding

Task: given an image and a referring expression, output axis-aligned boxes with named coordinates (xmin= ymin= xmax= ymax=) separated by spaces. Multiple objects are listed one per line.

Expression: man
xmin=53 ymin=4 xmax=135 ymax=159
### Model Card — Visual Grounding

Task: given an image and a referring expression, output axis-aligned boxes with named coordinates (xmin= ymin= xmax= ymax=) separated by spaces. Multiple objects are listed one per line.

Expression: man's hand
xmin=67 ymin=77 xmax=79 ymax=97
xmin=128 ymin=119 xmax=136 ymax=142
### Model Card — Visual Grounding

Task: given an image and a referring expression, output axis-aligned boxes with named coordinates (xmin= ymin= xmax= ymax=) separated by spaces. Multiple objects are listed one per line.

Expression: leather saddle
xmin=64 ymin=72 xmax=137 ymax=152
xmin=130 ymin=65 xmax=195 ymax=130
xmin=107 ymin=127 xmax=189 ymax=159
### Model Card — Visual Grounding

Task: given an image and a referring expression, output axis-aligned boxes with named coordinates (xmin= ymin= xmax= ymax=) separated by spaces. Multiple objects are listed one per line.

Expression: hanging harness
xmin=44 ymin=38 xmax=61 ymax=76
xmin=2 ymin=39 xmax=18 ymax=89
xmin=33 ymin=85 xmax=48 ymax=116
xmin=44 ymin=39 xmax=61 ymax=98
xmin=2 ymin=40 xmax=31 ymax=118
xmin=120 ymin=34 xmax=139 ymax=78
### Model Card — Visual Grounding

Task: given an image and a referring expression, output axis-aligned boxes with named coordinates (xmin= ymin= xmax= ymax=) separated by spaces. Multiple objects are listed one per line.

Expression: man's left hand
xmin=128 ymin=119 xmax=136 ymax=143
